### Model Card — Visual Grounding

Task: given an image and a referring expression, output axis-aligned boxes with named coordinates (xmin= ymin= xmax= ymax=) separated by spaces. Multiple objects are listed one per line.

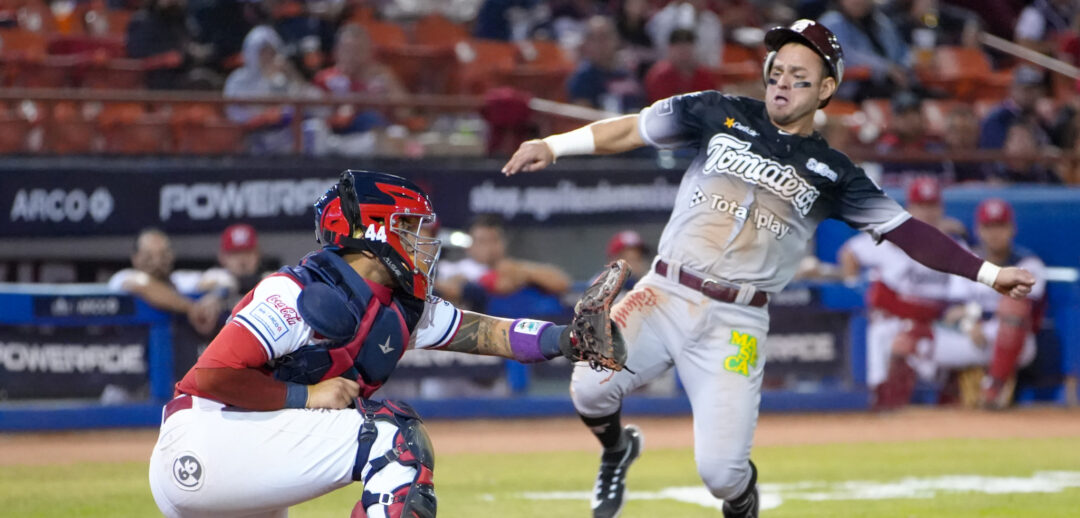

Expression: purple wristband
xmin=509 ymin=319 xmax=554 ymax=363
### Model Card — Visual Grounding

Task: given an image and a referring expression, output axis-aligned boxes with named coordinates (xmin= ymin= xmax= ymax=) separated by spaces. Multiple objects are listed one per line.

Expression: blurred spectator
xmin=945 ymin=0 xmax=1019 ymax=41
xmin=615 ymin=0 xmax=657 ymax=78
xmin=547 ymin=0 xmax=608 ymax=42
xmin=125 ymin=0 xmax=193 ymax=89
xmin=567 ymin=15 xmax=645 ymax=112
xmin=875 ymin=90 xmax=947 ymax=185
xmin=839 ymin=177 xmax=965 ymax=409
xmin=937 ymin=198 xmax=1047 ymax=408
xmin=646 ymin=0 xmax=723 ymax=68
xmin=265 ymin=0 xmax=337 ymax=79
xmin=188 ymin=0 xmax=253 ymax=73
xmin=888 ymin=0 xmax=980 ymax=56
xmin=224 ymin=26 xmax=323 ymax=154
xmin=1015 ymin=0 xmax=1078 ymax=55
xmin=978 ymin=66 xmax=1050 ymax=150
xmin=986 ymin=121 xmax=1063 ymax=184
xmin=941 ymin=105 xmax=987 ymax=183
xmin=199 ymin=223 xmax=272 ymax=305
xmin=473 ymin=0 xmax=541 ymax=41
xmin=818 ymin=0 xmax=913 ymax=100
xmin=313 ymin=25 xmax=405 ymax=144
xmin=107 ymin=228 xmax=226 ymax=379
xmin=606 ymin=229 xmax=652 ymax=290
xmin=436 ymin=214 xmax=573 ymax=309
xmin=643 ymin=28 xmax=713 ymax=103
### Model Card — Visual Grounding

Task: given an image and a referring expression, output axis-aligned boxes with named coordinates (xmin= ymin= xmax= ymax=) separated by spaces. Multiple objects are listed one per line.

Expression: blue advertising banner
xmin=0 ymin=160 xmax=681 ymax=237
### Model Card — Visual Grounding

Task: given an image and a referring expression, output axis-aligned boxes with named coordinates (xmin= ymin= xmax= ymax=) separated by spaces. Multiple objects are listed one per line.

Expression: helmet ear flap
xmin=762 ymin=51 xmax=777 ymax=85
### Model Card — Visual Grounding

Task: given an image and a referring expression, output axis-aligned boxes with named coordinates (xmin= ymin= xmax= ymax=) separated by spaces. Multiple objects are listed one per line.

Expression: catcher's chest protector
xmin=272 ymin=251 xmax=421 ymax=397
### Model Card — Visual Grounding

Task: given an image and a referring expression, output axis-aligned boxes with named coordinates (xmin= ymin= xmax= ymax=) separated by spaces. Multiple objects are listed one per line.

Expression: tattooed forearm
xmin=443 ymin=311 xmax=514 ymax=357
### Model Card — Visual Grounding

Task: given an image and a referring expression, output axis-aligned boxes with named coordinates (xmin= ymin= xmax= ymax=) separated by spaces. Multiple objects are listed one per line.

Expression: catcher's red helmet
xmin=763 ymin=19 xmax=845 ymax=107
xmin=314 ymin=170 xmax=441 ymax=299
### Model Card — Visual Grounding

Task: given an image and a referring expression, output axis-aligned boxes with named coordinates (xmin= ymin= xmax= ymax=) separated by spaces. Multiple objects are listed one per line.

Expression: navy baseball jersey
xmin=638 ymin=91 xmax=910 ymax=292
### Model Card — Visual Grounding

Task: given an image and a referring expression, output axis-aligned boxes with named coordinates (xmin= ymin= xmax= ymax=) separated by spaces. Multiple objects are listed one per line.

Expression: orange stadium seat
xmin=924 ymin=46 xmax=1010 ymax=101
xmin=99 ymin=102 xmax=169 ymax=154
xmin=379 ymin=43 xmax=457 ymax=94
xmin=453 ymin=39 xmax=517 ymax=94
xmin=517 ymin=39 xmax=571 ymax=68
xmin=707 ymin=61 xmax=760 ymax=87
xmin=414 ymin=14 xmax=468 ymax=47
xmin=494 ymin=65 xmax=571 ymax=101
xmin=171 ymin=104 xmax=243 ymax=154
xmin=46 ymin=101 xmax=98 ymax=153
xmin=0 ymin=107 xmax=31 ymax=153
xmin=80 ymin=57 xmax=145 ymax=89
xmin=722 ymin=43 xmax=763 ymax=65
xmin=353 ymin=19 xmax=407 ymax=49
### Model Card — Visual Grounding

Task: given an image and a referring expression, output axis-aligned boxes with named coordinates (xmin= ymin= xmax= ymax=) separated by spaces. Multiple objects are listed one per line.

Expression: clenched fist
xmin=305 ymin=377 xmax=360 ymax=409
xmin=992 ymin=266 xmax=1036 ymax=299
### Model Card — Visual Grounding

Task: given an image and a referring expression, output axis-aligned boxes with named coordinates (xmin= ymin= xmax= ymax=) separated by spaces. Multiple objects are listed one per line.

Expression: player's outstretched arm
xmin=501 ymin=114 xmax=645 ymax=176
xmin=883 ymin=217 xmax=1035 ymax=298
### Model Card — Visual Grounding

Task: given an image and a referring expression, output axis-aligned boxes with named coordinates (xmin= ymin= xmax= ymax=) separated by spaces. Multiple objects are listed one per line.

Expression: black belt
xmin=654 ymin=260 xmax=769 ymax=307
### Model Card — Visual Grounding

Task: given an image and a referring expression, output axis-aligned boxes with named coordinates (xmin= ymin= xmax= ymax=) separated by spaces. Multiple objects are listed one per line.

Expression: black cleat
xmin=591 ymin=424 xmax=643 ymax=518
xmin=722 ymin=460 xmax=759 ymax=518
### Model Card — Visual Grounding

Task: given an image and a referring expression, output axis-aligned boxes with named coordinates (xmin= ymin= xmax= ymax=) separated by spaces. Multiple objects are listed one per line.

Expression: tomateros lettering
xmin=704 ymin=133 xmax=819 ymax=216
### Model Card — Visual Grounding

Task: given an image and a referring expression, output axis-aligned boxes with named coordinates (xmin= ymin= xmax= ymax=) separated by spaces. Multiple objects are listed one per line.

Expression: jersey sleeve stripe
xmin=637 ymin=109 xmax=663 ymax=149
xmin=234 ymin=314 xmax=277 ymax=359
xmin=431 ymin=308 xmax=462 ymax=348
xmin=870 ymin=211 xmax=912 ymax=242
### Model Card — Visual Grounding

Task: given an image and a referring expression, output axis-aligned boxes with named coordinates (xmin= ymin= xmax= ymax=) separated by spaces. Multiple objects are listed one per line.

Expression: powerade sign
xmin=765 ymin=304 xmax=849 ymax=380
xmin=0 ymin=326 xmax=148 ymax=400
xmin=0 ymin=164 xmax=679 ymax=237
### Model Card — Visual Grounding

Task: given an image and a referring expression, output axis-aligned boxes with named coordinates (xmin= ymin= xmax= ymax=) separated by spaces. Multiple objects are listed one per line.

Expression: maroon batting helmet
xmin=763 ymin=19 xmax=844 ymax=107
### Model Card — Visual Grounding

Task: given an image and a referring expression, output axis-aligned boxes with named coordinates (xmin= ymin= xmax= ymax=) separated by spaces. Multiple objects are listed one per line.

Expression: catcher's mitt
xmin=560 ymin=259 xmax=631 ymax=371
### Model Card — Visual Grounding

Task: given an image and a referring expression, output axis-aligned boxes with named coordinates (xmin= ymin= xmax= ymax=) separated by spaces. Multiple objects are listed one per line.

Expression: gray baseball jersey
xmin=638 ymin=91 xmax=911 ymax=292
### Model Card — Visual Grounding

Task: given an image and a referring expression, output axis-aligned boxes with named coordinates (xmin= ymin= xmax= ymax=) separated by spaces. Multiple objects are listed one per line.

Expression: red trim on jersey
xmin=175 ymin=321 xmax=279 ymax=401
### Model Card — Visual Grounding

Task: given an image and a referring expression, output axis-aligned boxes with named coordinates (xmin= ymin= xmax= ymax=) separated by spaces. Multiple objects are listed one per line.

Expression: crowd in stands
xmin=1 ymin=0 xmax=1079 ymax=182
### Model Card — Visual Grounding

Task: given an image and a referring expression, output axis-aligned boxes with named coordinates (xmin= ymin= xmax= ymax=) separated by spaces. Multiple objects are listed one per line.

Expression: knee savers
xmin=354 ymin=399 xmax=436 ymax=518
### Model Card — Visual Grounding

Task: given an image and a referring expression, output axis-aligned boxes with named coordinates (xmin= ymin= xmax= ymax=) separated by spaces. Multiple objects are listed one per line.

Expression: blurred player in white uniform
xmin=934 ymin=198 xmax=1046 ymax=408
xmin=839 ymin=177 xmax=968 ymax=409
xmin=501 ymin=19 xmax=1036 ymax=518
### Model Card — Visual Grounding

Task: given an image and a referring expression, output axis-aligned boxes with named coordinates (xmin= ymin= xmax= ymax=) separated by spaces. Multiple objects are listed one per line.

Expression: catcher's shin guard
xmin=354 ymin=399 xmax=437 ymax=518
xmin=984 ymin=296 xmax=1032 ymax=408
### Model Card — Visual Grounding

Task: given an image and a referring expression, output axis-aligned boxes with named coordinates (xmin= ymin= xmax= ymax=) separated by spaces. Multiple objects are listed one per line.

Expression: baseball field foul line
xmin=517 ymin=471 xmax=1080 ymax=510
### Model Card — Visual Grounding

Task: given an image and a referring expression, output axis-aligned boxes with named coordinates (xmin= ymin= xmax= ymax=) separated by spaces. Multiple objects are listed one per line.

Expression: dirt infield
xmin=2 ymin=406 xmax=1078 ymax=466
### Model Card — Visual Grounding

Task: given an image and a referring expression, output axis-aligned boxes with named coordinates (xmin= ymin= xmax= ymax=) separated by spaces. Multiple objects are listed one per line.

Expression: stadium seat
xmin=378 ymin=43 xmax=457 ymax=94
xmin=923 ymin=47 xmax=1010 ymax=101
xmin=99 ymin=103 xmax=169 ymax=154
xmin=494 ymin=65 xmax=570 ymax=101
xmin=80 ymin=57 xmax=145 ymax=89
xmin=721 ymin=43 xmax=764 ymax=65
xmin=707 ymin=61 xmax=761 ymax=87
xmin=414 ymin=14 xmax=468 ymax=47
xmin=0 ymin=107 xmax=31 ymax=152
xmin=517 ymin=39 xmax=571 ymax=69
xmin=46 ymin=101 xmax=98 ymax=153
xmin=352 ymin=19 xmax=407 ymax=50
xmin=171 ymin=104 xmax=243 ymax=154
xmin=452 ymin=39 xmax=517 ymax=94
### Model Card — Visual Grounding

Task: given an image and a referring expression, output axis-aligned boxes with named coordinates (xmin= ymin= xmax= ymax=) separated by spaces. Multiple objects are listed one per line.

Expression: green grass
xmin=3 ymin=438 xmax=1080 ymax=517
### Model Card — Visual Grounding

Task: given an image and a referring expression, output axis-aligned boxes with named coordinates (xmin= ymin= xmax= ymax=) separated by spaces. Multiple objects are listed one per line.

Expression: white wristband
xmin=976 ymin=261 xmax=1001 ymax=288
xmin=542 ymin=126 xmax=596 ymax=160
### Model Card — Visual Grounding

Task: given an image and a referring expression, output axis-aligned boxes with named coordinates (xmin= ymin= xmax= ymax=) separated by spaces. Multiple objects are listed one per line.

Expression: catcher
xmin=148 ymin=170 xmax=628 ymax=518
